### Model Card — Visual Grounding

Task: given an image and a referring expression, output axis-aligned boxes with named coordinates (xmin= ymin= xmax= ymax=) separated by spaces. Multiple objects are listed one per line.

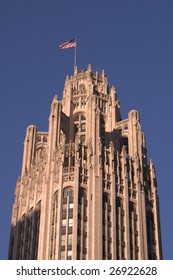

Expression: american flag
xmin=59 ymin=39 xmax=76 ymax=50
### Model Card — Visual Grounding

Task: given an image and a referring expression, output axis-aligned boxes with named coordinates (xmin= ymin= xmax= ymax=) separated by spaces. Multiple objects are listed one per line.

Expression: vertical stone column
xmin=21 ymin=125 xmax=37 ymax=177
xmin=134 ymin=153 xmax=146 ymax=259
xmin=87 ymin=141 xmax=93 ymax=260
xmin=56 ymin=151 xmax=64 ymax=260
xmin=141 ymin=187 xmax=148 ymax=259
xmin=72 ymin=146 xmax=80 ymax=260
xmin=121 ymin=147 xmax=130 ymax=259
xmin=150 ymin=160 xmax=163 ymax=259
xmin=109 ymin=143 xmax=116 ymax=259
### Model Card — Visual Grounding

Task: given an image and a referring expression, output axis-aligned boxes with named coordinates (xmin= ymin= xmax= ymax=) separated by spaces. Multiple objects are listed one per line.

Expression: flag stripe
xmin=59 ymin=39 xmax=76 ymax=50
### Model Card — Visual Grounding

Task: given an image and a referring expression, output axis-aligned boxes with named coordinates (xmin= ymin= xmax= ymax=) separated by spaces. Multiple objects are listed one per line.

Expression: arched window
xmin=78 ymin=84 xmax=86 ymax=94
xmin=63 ymin=187 xmax=74 ymax=198
xmin=43 ymin=136 xmax=47 ymax=143
xmin=120 ymin=137 xmax=129 ymax=154
xmin=37 ymin=136 xmax=41 ymax=143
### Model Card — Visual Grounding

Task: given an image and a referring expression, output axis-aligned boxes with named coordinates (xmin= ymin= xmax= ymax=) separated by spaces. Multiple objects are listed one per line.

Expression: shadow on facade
xmin=8 ymin=203 xmax=41 ymax=260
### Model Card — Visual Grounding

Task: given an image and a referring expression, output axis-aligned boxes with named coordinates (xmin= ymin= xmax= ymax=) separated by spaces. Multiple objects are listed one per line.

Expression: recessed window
xmin=63 ymin=204 xmax=67 ymax=210
xmin=68 ymin=234 xmax=72 ymax=245
xmin=69 ymin=203 xmax=74 ymax=209
xmin=81 ymin=114 xmax=86 ymax=120
xmin=43 ymin=136 xmax=47 ymax=142
xmin=74 ymin=124 xmax=79 ymax=133
xmin=74 ymin=113 xmax=86 ymax=141
xmin=37 ymin=136 xmax=41 ymax=143
xmin=74 ymin=115 xmax=79 ymax=122
xmin=60 ymin=251 xmax=65 ymax=260
xmin=63 ymin=187 xmax=74 ymax=198
xmin=80 ymin=135 xmax=85 ymax=144
xmin=81 ymin=123 xmax=86 ymax=132
xmin=69 ymin=218 xmax=73 ymax=227
xmin=67 ymin=250 xmax=72 ymax=256
xmin=61 ymin=235 xmax=66 ymax=246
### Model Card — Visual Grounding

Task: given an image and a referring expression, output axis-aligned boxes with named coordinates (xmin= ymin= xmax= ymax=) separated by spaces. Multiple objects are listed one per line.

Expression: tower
xmin=8 ymin=65 xmax=162 ymax=260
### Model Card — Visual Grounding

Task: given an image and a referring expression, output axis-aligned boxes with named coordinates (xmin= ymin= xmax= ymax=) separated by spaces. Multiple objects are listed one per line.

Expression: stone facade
xmin=8 ymin=65 xmax=162 ymax=260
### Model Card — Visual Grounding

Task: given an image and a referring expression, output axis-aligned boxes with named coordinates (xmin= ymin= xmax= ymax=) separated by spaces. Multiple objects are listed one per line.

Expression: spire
xmin=150 ymin=159 xmax=156 ymax=177
xmin=102 ymin=69 xmax=105 ymax=78
xmin=87 ymin=64 xmax=92 ymax=72
xmin=53 ymin=94 xmax=58 ymax=101
xmin=74 ymin=66 xmax=78 ymax=75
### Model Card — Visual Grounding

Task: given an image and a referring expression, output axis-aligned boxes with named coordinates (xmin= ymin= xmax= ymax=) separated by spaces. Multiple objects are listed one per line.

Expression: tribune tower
xmin=9 ymin=65 xmax=162 ymax=260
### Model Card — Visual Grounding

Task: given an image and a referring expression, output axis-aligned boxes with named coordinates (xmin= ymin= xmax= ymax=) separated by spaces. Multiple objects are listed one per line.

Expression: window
xmin=81 ymin=114 xmax=86 ymax=120
xmin=69 ymin=218 xmax=73 ymax=227
xmin=74 ymin=113 xmax=86 ymax=142
xmin=77 ymin=188 xmax=87 ymax=260
xmin=102 ymin=193 xmax=112 ymax=259
xmin=116 ymin=197 xmax=125 ymax=260
xmin=120 ymin=137 xmax=129 ymax=154
xmin=68 ymin=234 xmax=72 ymax=245
xmin=74 ymin=115 xmax=79 ymax=122
xmin=60 ymin=251 xmax=65 ymax=260
xmin=62 ymin=204 xmax=67 ymax=210
xmin=43 ymin=136 xmax=47 ymax=142
xmin=60 ymin=187 xmax=74 ymax=260
xmin=69 ymin=203 xmax=73 ymax=209
xmin=67 ymin=250 xmax=72 ymax=258
xmin=67 ymin=250 xmax=72 ymax=260
xmin=63 ymin=187 xmax=74 ymax=198
xmin=37 ymin=136 xmax=41 ymax=143
xmin=81 ymin=123 xmax=86 ymax=132
xmin=79 ymin=84 xmax=86 ymax=94
xmin=61 ymin=235 xmax=66 ymax=246
xmin=80 ymin=135 xmax=86 ymax=144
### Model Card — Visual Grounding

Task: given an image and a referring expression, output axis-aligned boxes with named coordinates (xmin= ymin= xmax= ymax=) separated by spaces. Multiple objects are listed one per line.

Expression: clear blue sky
xmin=0 ymin=0 xmax=172 ymax=260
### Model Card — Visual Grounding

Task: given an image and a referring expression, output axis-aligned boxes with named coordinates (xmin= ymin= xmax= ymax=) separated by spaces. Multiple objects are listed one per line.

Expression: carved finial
xmin=110 ymin=141 xmax=114 ymax=149
xmin=87 ymin=64 xmax=91 ymax=72
xmin=115 ymin=99 xmax=120 ymax=108
xmin=150 ymin=159 xmax=154 ymax=169
xmin=110 ymin=85 xmax=116 ymax=93
xmin=52 ymin=94 xmax=58 ymax=102
xmin=74 ymin=66 xmax=78 ymax=75
xmin=150 ymin=159 xmax=156 ymax=177
xmin=121 ymin=145 xmax=126 ymax=155
xmin=102 ymin=69 xmax=105 ymax=77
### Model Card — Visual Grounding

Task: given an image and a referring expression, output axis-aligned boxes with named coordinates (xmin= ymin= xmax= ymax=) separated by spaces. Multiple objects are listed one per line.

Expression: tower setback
xmin=8 ymin=65 xmax=162 ymax=260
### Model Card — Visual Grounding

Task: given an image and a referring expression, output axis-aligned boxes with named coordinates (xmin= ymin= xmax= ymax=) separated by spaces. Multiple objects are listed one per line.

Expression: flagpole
xmin=74 ymin=38 xmax=77 ymax=73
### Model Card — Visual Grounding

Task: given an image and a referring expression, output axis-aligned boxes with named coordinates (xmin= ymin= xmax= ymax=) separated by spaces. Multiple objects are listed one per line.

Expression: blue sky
xmin=0 ymin=0 xmax=172 ymax=259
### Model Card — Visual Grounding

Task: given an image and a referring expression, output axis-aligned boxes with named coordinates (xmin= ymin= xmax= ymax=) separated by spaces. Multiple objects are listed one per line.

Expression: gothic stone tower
xmin=9 ymin=65 xmax=162 ymax=260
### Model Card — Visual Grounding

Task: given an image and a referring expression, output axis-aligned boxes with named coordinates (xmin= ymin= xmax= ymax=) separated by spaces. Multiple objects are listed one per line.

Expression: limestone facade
xmin=8 ymin=65 xmax=162 ymax=260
